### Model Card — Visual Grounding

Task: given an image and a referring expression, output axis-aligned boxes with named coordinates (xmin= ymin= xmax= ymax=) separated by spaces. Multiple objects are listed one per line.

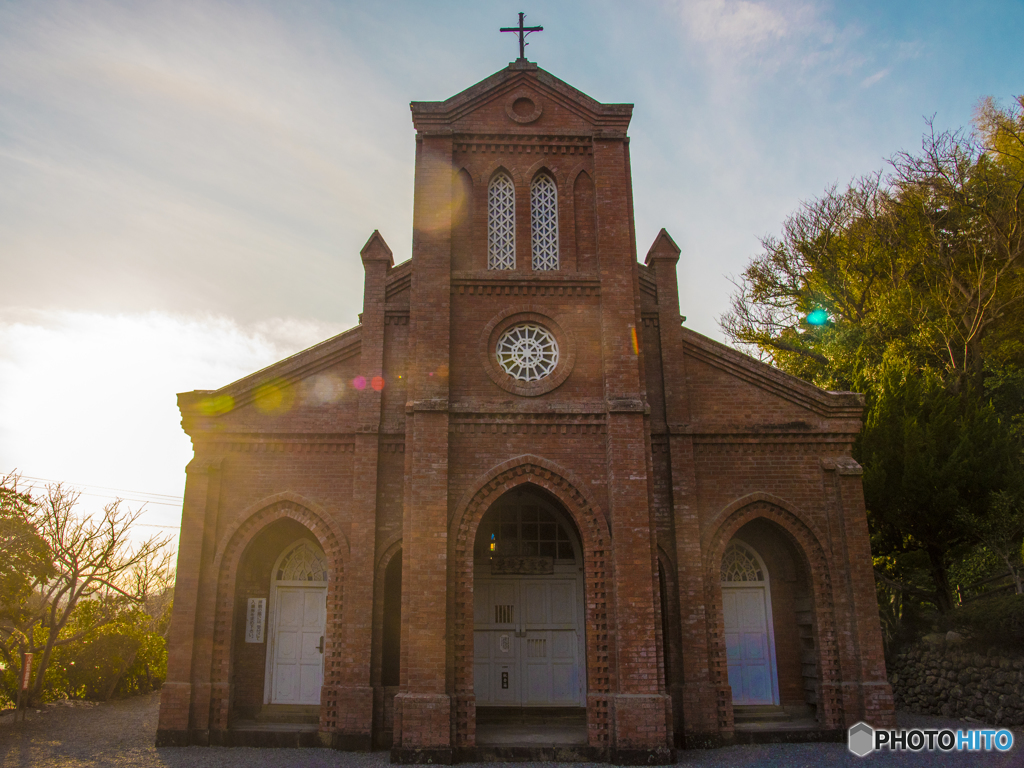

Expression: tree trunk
xmin=103 ymin=645 xmax=140 ymax=701
xmin=927 ymin=545 xmax=956 ymax=613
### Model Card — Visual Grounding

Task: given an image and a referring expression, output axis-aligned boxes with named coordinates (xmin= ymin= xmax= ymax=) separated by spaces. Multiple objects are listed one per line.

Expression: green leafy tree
xmin=0 ymin=473 xmax=55 ymax=679
xmin=0 ymin=477 xmax=172 ymax=705
xmin=722 ymin=96 xmax=1024 ymax=615
xmin=861 ymin=368 xmax=1020 ymax=611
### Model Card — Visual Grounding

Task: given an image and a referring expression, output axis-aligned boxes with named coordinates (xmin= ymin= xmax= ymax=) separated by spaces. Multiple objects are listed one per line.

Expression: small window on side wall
xmin=488 ymin=172 xmax=516 ymax=270
xmin=531 ymin=173 xmax=559 ymax=270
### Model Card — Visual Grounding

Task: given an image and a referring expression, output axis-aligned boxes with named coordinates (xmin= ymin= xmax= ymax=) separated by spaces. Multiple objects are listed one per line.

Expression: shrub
xmin=944 ymin=593 xmax=1024 ymax=650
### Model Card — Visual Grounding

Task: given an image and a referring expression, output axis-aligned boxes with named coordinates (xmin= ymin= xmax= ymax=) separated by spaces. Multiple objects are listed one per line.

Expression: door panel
xmin=474 ymin=577 xmax=583 ymax=706
xmin=272 ymin=586 xmax=325 ymax=704
xmin=723 ymin=586 xmax=775 ymax=705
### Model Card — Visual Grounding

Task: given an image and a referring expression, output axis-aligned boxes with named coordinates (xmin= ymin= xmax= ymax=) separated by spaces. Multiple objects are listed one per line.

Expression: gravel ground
xmin=1 ymin=693 xmax=1022 ymax=767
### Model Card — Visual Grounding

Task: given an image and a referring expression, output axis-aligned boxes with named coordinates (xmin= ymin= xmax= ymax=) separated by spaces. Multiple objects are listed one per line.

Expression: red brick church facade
xmin=156 ymin=59 xmax=895 ymax=762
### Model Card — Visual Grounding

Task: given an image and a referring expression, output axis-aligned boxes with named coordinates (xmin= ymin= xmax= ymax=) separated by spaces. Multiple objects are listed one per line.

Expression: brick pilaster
xmin=594 ymin=136 xmax=672 ymax=762
xmin=824 ymin=457 xmax=896 ymax=728
xmin=156 ymin=456 xmax=221 ymax=744
xmin=330 ymin=231 xmax=394 ymax=748
xmin=392 ymin=131 xmax=454 ymax=762
xmin=646 ymin=231 xmax=720 ymax=744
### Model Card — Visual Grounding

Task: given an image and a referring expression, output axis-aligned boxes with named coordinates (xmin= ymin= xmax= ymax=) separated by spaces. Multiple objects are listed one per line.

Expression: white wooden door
xmin=722 ymin=586 xmax=776 ymax=705
xmin=522 ymin=580 xmax=580 ymax=705
xmin=474 ymin=578 xmax=583 ymax=706
xmin=271 ymin=586 xmax=326 ymax=704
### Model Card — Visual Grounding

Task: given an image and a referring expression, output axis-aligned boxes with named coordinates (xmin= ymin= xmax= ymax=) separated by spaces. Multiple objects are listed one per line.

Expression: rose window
xmin=495 ymin=323 xmax=559 ymax=382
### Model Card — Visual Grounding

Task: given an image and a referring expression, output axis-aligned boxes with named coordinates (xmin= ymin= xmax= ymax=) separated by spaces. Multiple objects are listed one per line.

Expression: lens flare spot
xmin=353 ymin=375 xmax=367 ymax=390
xmin=311 ymin=374 xmax=344 ymax=404
xmin=371 ymin=376 xmax=385 ymax=391
xmin=199 ymin=394 xmax=234 ymax=416
xmin=254 ymin=380 xmax=294 ymax=413
xmin=806 ymin=308 xmax=829 ymax=326
xmin=630 ymin=326 xmax=639 ymax=355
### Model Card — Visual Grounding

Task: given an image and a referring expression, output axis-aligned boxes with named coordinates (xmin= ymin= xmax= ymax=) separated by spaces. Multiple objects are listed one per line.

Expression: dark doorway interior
xmin=382 ymin=550 xmax=402 ymax=687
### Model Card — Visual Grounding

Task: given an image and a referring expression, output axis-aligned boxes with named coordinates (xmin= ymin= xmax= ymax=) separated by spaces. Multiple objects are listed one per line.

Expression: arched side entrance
xmin=473 ymin=488 xmax=586 ymax=708
xmin=703 ymin=499 xmax=844 ymax=732
xmin=450 ymin=457 xmax=613 ymax=749
xmin=207 ymin=500 xmax=347 ymax=733
xmin=719 ymin=541 xmax=779 ymax=706
xmin=263 ymin=540 xmax=328 ymax=705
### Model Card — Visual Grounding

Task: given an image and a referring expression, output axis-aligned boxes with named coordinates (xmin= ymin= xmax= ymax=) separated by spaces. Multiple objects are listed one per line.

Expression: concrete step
xmin=733 ymin=705 xmax=791 ymax=724
xmin=255 ymin=704 xmax=320 ymax=725
xmin=476 ymin=707 xmax=587 ymax=726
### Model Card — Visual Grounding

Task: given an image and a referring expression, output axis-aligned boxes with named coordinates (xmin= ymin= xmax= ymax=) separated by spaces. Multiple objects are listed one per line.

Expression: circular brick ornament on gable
xmin=482 ymin=307 xmax=575 ymax=396
xmin=505 ymin=92 xmax=543 ymax=124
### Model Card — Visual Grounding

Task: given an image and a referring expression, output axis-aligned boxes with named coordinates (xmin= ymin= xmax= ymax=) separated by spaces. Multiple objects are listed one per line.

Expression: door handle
xmin=318 ymin=636 xmax=325 ymax=654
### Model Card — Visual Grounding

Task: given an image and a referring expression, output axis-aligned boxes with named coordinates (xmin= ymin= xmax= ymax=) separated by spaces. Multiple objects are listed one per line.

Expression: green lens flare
xmin=806 ymin=308 xmax=828 ymax=326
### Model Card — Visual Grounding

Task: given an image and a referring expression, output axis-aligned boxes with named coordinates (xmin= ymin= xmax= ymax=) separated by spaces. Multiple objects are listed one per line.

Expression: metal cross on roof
xmin=500 ymin=12 xmax=543 ymax=61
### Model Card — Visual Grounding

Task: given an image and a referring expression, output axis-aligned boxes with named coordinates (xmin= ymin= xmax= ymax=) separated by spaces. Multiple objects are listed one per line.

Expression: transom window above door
xmin=476 ymin=503 xmax=577 ymax=561
xmin=276 ymin=541 xmax=327 ymax=582
xmin=720 ymin=542 xmax=764 ymax=583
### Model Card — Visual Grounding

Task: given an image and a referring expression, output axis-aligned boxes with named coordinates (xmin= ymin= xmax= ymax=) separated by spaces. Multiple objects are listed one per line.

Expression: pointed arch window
xmin=531 ymin=173 xmax=559 ymax=270
xmin=276 ymin=541 xmax=327 ymax=582
xmin=488 ymin=172 xmax=516 ymax=270
xmin=720 ymin=541 xmax=764 ymax=583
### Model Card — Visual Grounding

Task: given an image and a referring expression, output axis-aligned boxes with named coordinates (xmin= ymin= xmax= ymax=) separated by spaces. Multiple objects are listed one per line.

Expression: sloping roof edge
xmin=680 ymin=327 xmax=864 ymax=420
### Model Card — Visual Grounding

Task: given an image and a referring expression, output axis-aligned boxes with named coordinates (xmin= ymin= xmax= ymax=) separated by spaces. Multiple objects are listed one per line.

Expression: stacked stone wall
xmin=888 ymin=641 xmax=1024 ymax=726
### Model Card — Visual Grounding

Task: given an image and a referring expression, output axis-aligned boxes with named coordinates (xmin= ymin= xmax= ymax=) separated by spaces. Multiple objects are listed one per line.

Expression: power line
xmin=16 ymin=474 xmax=184 ymax=503
xmin=7 ymin=474 xmax=183 ymax=531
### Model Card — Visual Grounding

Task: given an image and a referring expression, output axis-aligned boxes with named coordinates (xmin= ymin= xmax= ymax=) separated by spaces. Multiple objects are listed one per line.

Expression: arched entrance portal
xmin=264 ymin=539 xmax=328 ymax=705
xmin=473 ymin=487 xmax=586 ymax=708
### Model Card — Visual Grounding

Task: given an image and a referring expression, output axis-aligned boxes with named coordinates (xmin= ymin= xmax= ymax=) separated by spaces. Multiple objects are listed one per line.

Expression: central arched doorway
xmin=473 ymin=486 xmax=586 ymax=708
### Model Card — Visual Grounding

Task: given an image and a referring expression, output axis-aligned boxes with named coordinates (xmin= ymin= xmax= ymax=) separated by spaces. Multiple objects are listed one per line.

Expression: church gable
xmin=680 ymin=328 xmax=864 ymax=434
xmin=411 ymin=63 xmax=632 ymax=136
xmin=177 ymin=326 xmax=363 ymax=435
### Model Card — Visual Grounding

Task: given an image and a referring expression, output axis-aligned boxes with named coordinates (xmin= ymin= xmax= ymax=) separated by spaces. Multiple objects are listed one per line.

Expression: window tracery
xmin=495 ymin=323 xmax=559 ymax=382
xmin=720 ymin=542 xmax=764 ymax=582
xmin=488 ymin=172 xmax=516 ymax=270
xmin=276 ymin=541 xmax=327 ymax=582
xmin=531 ymin=173 xmax=559 ymax=270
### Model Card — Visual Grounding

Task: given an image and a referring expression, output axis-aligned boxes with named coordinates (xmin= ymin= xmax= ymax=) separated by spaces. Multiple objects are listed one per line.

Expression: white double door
xmin=268 ymin=586 xmax=326 ymax=705
xmin=722 ymin=585 xmax=778 ymax=705
xmin=474 ymin=577 xmax=584 ymax=706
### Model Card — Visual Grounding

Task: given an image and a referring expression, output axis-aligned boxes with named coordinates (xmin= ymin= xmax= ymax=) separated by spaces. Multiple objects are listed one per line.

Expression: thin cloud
xmin=678 ymin=0 xmax=794 ymax=48
xmin=0 ymin=1 xmax=413 ymax=323
xmin=861 ymin=67 xmax=891 ymax=88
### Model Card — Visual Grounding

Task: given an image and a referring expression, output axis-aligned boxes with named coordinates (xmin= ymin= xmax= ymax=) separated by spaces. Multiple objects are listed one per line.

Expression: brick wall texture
xmin=156 ymin=60 xmax=895 ymax=758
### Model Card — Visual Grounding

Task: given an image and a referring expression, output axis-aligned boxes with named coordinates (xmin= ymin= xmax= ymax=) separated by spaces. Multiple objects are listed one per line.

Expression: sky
xmin=1 ymin=0 xmax=1022 ymax=546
